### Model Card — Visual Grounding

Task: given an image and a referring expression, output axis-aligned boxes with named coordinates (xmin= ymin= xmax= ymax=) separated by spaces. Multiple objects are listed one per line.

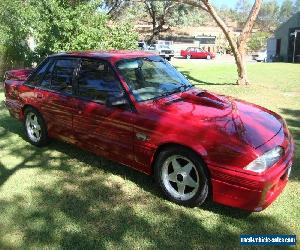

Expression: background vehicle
xmin=146 ymin=44 xmax=175 ymax=60
xmin=253 ymin=50 xmax=267 ymax=62
xmin=138 ymin=41 xmax=148 ymax=50
xmin=181 ymin=47 xmax=215 ymax=59
xmin=157 ymin=40 xmax=174 ymax=48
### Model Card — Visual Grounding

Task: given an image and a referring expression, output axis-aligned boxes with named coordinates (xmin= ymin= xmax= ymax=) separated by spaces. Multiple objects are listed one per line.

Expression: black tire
xmin=154 ymin=146 xmax=209 ymax=207
xmin=24 ymin=107 xmax=49 ymax=147
xmin=186 ymin=54 xmax=191 ymax=59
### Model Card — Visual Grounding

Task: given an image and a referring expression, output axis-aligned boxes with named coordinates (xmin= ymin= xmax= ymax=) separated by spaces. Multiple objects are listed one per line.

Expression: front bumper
xmin=160 ymin=54 xmax=174 ymax=58
xmin=210 ymin=136 xmax=295 ymax=212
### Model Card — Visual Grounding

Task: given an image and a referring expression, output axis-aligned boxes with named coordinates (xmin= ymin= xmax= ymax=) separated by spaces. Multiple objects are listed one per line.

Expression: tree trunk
xmin=172 ymin=0 xmax=262 ymax=85
xmin=236 ymin=56 xmax=249 ymax=85
xmin=236 ymin=45 xmax=249 ymax=85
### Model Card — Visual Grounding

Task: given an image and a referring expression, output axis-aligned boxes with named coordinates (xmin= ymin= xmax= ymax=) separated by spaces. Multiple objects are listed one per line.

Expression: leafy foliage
xmin=0 ymin=0 xmax=137 ymax=69
xmin=247 ymin=31 xmax=271 ymax=52
xmin=279 ymin=0 xmax=294 ymax=22
xmin=256 ymin=0 xmax=280 ymax=32
xmin=295 ymin=0 xmax=300 ymax=12
xmin=0 ymin=0 xmax=34 ymax=68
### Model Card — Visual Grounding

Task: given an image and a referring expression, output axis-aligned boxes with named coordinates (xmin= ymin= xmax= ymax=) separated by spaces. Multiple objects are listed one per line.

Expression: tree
xmin=101 ymin=0 xmax=133 ymax=19
xmin=256 ymin=0 xmax=280 ymax=32
xmin=248 ymin=31 xmax=271 ymax=52
xmin=0 ymin=0 xmax=34 ymax=69
xmin=279 ymin=0 xmax=294 ymax=23
xmin=235 ymin=0 xmax=252 ymax=23
xmin=294 ymin=0 xmax=300 ymax=13
xmin=143 ymin=0 xmax=179 ymax=42
xmin=0 ymin=0 xmax=138 ymax=68
xmin=173 ymin=0 xmax=263 ymax=85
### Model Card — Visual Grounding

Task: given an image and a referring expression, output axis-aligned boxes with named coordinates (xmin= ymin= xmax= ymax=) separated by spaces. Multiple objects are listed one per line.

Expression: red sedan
xmin=181 ymin=47 xmax=215 ymax=59
xmin=4 ymin=51 xmax=294 ymax=211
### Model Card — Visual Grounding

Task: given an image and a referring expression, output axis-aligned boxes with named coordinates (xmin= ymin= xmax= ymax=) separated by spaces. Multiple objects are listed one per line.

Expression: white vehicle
xmin=253 ymin=50 xmax=267 ymax=62
xmin=138 ymin=41 xmax=148 ymax=50
xmin=147 ymin=44 xmax=175 ymax=61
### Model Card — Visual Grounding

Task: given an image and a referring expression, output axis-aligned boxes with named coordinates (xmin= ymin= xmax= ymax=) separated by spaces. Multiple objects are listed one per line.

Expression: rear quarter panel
xmin=4 ymin=80 xmax=37 ymax=120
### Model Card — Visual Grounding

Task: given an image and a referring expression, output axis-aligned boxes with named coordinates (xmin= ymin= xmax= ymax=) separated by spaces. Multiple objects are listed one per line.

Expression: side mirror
xmin=106 ymin=94 xmax=128 ymax=108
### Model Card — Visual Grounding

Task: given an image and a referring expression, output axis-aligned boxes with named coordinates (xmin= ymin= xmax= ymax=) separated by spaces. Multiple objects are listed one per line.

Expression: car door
xmin=195 ymin=48 xmax=204 ymax=58
xmin=73 ymin=59 xmax=135 ymax=165
xmin=190 ymin=48 xmax=197 ymax=58
xmin=33 ymin=57 xmax=80 ymax=143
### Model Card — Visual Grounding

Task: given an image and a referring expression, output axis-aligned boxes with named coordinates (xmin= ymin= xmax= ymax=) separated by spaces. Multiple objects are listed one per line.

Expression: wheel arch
xmin=150 ymin=142 xmax=210 ymax=175
xmin=21 ymin=104 xmax=41 ymax=120
xmin=151 ymin=142 xmax=213 ymax=201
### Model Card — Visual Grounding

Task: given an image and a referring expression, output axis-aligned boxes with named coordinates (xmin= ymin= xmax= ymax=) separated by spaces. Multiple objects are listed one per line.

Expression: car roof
xmin=49 ymin=50 xmax=156 ymax=63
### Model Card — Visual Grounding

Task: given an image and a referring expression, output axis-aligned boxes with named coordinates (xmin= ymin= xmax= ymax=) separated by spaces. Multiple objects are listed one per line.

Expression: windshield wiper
xmin=151 ymin=84 xmax=194 ymax=101
xmin=159 ymin=84 xmax=193 ymax=98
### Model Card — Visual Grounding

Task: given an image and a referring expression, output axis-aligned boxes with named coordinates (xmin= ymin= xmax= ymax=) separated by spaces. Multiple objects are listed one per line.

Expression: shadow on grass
xmin=179 ymin=70 xmax=236 ymax=86
xmin=281 ymin=108 xmax=300 ymax=182
xmin=0 ymin=92 xmax=296 ymax=249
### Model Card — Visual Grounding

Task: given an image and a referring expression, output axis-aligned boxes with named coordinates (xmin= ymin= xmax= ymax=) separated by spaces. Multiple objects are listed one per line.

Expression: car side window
xmin=51 ymin=59 xmax=78 ymax=94
xmin=27 ymin=59 xmax=51 ymax=85
xmin=77 ymin=60 xmax=122 ymax=103
xmin=40 ymin=60 xmax=55 ymax=89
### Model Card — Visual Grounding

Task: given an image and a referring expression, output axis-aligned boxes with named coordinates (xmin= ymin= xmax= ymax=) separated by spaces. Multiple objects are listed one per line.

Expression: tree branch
xmin=170 ymin=0 xmax=208 ymax=12
xmin=200 ymin=1 xmax=239 ymax=56
xmin=238 ymin=0 xmax=263 ymax=47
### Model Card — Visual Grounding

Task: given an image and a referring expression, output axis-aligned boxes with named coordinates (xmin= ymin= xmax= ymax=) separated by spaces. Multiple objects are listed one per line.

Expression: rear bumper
xmin=160 ymin=54 xmax=174 ymax=58
xmin=210 ymin=138 xmax=295 ymax=212
xmin=3 ymin=100 xmax=22 ymax=120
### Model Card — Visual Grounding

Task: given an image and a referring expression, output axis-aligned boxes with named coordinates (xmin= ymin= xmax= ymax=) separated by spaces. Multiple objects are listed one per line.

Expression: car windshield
xmin=159 ymin=45 xmax=170 ymax=49
xmin=116 ymin=56 xmax=193 ymax=102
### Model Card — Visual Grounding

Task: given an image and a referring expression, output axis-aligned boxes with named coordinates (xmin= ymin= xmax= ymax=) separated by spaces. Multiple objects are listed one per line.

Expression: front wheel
xmin=154 ymin=147 xmax=209 ymax=207
xmin=24 ymin=107 xmax=49 ymax=146
xmin=206 ymin=55 xmax=211 ymax=60
xmin=186 ymin=54 xmax=191 ymax=59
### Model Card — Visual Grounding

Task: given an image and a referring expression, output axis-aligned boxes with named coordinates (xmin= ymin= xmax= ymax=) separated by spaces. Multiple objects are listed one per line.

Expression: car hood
xmin=151 ymin=89 xmax=282 ymax=149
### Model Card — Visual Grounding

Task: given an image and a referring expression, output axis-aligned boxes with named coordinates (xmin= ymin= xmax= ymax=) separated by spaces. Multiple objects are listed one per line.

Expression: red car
xmin=181 ymin=47 xmax=215 ymax=59
xmin=3 ymin=51 xmax=295 ymax=211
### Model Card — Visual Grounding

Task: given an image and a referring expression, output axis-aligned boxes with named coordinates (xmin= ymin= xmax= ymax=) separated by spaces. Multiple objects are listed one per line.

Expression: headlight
xmin=244 ymin=146 xmax=284 ymax=173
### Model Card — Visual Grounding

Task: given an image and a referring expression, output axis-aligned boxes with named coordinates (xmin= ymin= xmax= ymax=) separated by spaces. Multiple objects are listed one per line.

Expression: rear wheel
xmin=24 ymin=107 xmax=49 ymax=146
xmin=154 ymin=146 xmax=209 ymax=207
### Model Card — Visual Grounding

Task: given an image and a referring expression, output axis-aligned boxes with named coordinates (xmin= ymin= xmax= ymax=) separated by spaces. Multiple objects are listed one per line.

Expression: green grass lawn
xmin=0 ymin=62 xmax=299 ymax=249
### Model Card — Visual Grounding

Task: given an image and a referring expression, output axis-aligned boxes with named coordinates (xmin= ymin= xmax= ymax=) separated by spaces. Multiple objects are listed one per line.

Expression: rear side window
xmin=40 ymin=61 xmax=55 ymax=88
xmin=27 ymin=59 xmax=52 ymax=85
xmin=77 ymin=60 xmax=122 ymax=103
xmin=51 ymin=59 xmax=78 ymax=94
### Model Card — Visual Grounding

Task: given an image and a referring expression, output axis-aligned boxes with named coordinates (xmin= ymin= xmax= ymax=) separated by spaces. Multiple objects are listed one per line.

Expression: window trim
xmin=74 ymin=58 xmax=134 ymax=111
xmin=24 ymin=57 xmax=51 ymax=87
xmin=26 ymin=55 xmax=136 ymax=111
xmin=34 ymin=57 xmax=81 ymax=97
